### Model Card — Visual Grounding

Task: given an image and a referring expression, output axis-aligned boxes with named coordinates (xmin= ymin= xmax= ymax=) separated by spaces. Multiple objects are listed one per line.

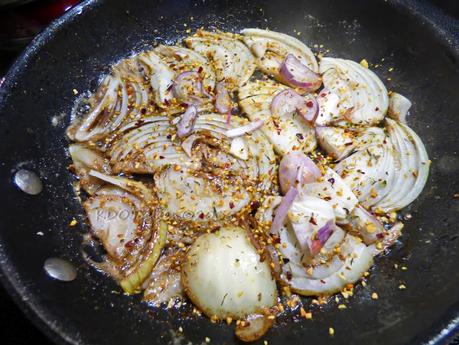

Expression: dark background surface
xmin=0 ymin=1 xmax=457 ymax=344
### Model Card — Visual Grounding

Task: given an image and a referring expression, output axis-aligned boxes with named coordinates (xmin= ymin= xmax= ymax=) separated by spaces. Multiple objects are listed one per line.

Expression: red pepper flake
xmin=271 ymin=234 xmax=281 ymax=244
xmin=324 ymin=196 xmax=332 ymax=201
xmin=199 ymin=213 xmax=205 ymax=219
xmin=250 ymin=200 xmax=261 ymax=212
xmin=344 ymin=142 xmax=353 ymax=146
xmin=229 ymin=202 xmax=235 ymax=209
xmin=309 ymin=217 xmax=317 ymax=225
xmin=286 ymin=271 xmax=293 ymax=280
xmin=376 ymin=233 xmax=385 ymax=239
xmin=140 ymin=108 xmax=147 ymax=115
xmin=125 ymin=240 xmax=135 ymax=249
xmin=320 ymin=92 xmax=327 ymax=97
xmin=306 ymin=101 xmax=314 ymax=108
xmin=375 ymin=107 xmax=379 ymax=111
xmin=198 ymin=66 xmax=203 ymax=73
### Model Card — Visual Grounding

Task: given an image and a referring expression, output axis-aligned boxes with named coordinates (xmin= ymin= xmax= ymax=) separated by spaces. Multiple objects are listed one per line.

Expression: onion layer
xmin=181 ymin=227 xmax=277 ymax=319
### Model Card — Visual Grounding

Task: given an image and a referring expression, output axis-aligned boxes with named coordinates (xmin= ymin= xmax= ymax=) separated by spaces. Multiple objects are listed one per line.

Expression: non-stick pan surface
xmin=0 ymin=0 xmax=458 ymax=344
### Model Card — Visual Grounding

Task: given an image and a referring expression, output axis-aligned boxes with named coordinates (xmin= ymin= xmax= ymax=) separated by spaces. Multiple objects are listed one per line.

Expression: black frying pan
xmin=0 ymin=0 xmax=458 ymax=344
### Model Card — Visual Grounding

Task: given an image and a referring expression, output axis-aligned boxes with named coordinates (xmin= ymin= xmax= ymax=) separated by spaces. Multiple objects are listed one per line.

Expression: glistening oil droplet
xmin=44 ymin=258 xmax=77 ymax=282
xmin=14 ymin=169 xmax=43 ymax=195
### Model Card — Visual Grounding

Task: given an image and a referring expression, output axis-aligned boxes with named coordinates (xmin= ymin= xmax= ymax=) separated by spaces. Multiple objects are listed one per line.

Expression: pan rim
xmin=0 ymin=0 xmax=458 ymax=344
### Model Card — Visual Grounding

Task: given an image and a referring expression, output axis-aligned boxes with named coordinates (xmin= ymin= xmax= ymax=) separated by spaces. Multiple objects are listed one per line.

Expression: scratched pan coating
xmin=0 ymin=0 xmax=458 ymax=344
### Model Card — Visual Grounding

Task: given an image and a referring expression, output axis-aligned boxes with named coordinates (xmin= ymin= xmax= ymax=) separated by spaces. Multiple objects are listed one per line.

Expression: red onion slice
xmin=310 ymin=220 xmax=335 ymax=256
xmin=317 ymin=220 xmax=335 ymax=244
xmin=225 ymin=119 xmax=264 ymax=138
xmin=176 ymin=105 xmax=198 ymax=138
xmin=278 ymin=151 xmax=321 ymax=194
xmin=270 ymin=89 xmax=318 ymax=125
xmin=279 ymin=54 xmax=322 ymax=92
xmin=215 ymin=82 xmax=232 ymax=114
xmin=270 ymin=187 xmax=298 ymax=235
xmin=174 ymin=71 xmax=208 ymax=105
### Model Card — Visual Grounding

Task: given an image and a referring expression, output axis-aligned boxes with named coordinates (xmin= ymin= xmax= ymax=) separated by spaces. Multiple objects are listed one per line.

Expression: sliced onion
xmin=388 ymin=92 xmax=412 ymax=123
xmin=278 ymin=54 xmax=322 ymax=92
xmin=315 ymin=126 xmax=356 ymax=161
xmin=278 ymin=151 xmax=321 ymax=194
xmin=177 ymin=105 xmax=198 ymax=137
xmin=270 ymin=89 xmax=318 ymax=124
xmin=348 ymin=205 xmax=384 ymax=245
xmin=317 ymin=220 xmax=334 ymax=245
xmin=225 ymin=119 xmax=264 ymax=138
xmin=181 ymin=227 xmax=277 ymax=319
xmin=215 ymin=82 xmax=232 ymax=114
xmin=180 ymin=134 xmax=199 ymax=158
xmin=229 ymin=137 xmax=249 ymax=160
xmin=174 ymin=71 xmax=206 ymax=105
xmin=235 ymin=313 xmax=274 ymax=342
xmin=270 ymin=187 xmax=298 ymax=235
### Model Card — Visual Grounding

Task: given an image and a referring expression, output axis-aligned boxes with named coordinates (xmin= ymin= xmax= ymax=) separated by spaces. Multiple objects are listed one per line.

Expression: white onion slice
xmin=388 ymin=92 xmax=412 ymax=123
xmin=138 ymin=51 xmax=174 ymax=106
xmin=69 ymin=144 xmax=111 ymax=195
xmin=302 ymin=168 xmax=358 ymax=222
xmin=241 ymin=28 xmax=319 ymax=84
xmin=229 ymin=137 xmax=249 ymax=160
xmin=319 ymin=58 xmax=389 ymax=125
xmin=283 ymin=234 xmax=374 ymax=296
xmin=288 ymin=194 xmax=335 ymax=255
xmin=348 ymin=205 xmax=385 ymax=244
xmin=181 ymin=227 xmax=277 ymax=319
xmin=185 ymin=30 xmax=255 ymax=89
xmin=376 ymin=119 xmax=430 ymax=211
xmin=315 ymin=126 xmax=357 ymax=161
